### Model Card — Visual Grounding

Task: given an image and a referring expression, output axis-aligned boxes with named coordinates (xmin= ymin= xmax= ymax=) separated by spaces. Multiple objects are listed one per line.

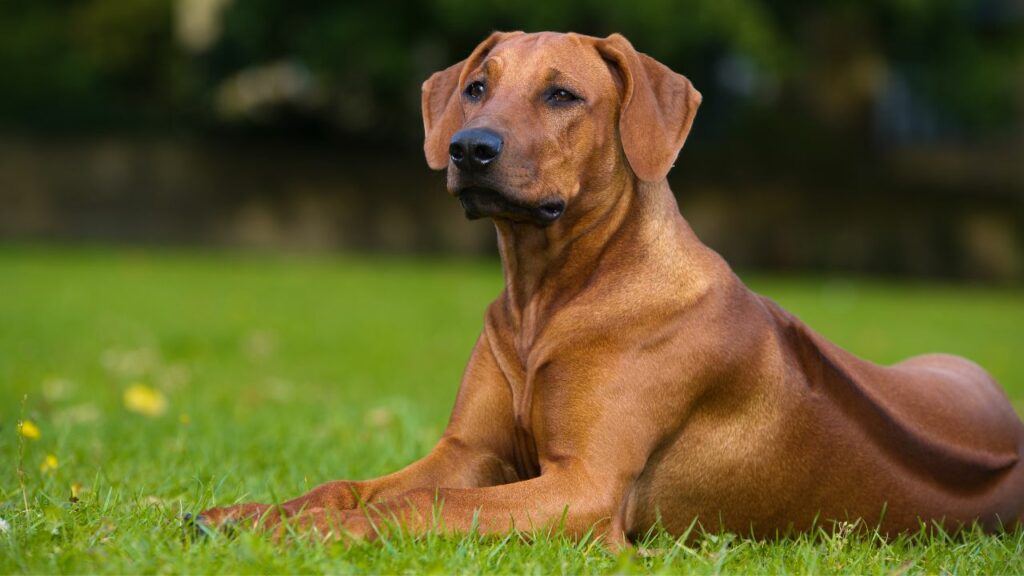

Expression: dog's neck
xmin=493 ymin=176 xmax=686 ymax=339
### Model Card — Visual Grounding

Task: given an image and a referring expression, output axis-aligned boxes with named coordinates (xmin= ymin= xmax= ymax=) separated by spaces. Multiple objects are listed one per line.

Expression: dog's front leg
xmin=196 ymin=333 xmax=519 ymax=530
xmin=281 ymin=461 xmax=626 ymax=547
xmin=198 ymin=435 xmax=515 ymax=529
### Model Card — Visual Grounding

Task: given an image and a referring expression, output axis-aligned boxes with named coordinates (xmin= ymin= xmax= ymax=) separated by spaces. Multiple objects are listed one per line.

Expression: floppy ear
xmin=421 ymin=31 xmax=522 ymax=170
xmin=596 ymin=33 xmax=702 ymax=182
xmin=421 ymin=59 xmax=465 ymax=170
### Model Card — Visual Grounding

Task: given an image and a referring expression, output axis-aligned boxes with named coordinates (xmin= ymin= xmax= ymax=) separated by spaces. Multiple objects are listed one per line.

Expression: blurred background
xmin=1 ymin=0 xmax=1022 ymax=281
xmin=2 ymin=6 xmax=1023 ymax=563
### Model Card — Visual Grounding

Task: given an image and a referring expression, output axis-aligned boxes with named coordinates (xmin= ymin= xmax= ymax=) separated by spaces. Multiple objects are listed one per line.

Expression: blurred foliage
xmin=0 ymin=0 xmax=1020 ymax=145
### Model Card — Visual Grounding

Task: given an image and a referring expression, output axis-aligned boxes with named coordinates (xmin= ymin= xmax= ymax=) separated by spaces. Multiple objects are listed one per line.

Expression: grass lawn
xmin=1 ymin=245 xmax=1022 ymax=573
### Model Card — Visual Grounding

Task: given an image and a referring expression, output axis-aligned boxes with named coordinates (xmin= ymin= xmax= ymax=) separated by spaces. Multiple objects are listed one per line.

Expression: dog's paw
xmin=181 ymin=511 xmax=218 ymax=540
xmin=193 ymin=503 xmax=273 ymax=533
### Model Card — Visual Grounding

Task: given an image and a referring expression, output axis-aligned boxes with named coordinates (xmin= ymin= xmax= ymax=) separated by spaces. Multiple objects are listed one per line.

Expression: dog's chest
xmin=485 ymin=303 xmax=551 ymax=478
xmin=511 ymin=420 xmax=541 ymax=479
xmin=489 ymin=336 xmax=543 ymax=479
xmin=506 ymin=363 xmax=543 ymax=479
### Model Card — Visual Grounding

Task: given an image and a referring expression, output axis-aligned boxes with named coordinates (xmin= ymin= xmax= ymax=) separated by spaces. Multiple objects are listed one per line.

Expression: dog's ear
xmin=421 ymin=31 xmax=521 ymax=170
xmin=596 ymin=33 xmax=702 ymax=182
xmin=421 ymin=58 xmax=465 ymax=170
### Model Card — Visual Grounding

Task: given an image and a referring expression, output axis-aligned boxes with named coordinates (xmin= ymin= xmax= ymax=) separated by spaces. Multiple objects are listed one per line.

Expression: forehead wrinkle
xmin=544 ymin=68 xmax=563 ymax=83
xmin=481 ymin=57 xmax=504 ymax=80
xmin=488 ymin=37 xmax=606 ymax=95
xmin=569 ymin=34 xmax=586 ymax=48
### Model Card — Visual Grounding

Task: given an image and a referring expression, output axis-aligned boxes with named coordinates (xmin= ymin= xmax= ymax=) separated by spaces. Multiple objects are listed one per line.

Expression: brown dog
xmin=198 ymin=31 xmax=1024 ymax=544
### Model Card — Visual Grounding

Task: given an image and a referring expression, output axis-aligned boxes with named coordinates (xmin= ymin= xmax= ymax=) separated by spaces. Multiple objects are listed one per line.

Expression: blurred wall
xmin=0 ymin=1 xmax=1022 ymax=280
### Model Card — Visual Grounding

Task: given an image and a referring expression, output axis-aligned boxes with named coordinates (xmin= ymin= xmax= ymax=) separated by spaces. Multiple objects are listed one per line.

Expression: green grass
xmin=1 ymin=245 xmax=1022 ymax=574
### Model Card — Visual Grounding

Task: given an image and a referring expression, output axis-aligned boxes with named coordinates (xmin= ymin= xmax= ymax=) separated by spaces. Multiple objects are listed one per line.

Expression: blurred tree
xmin=0 ymin=0 xmax=182 ymax=128
xmin=0 ymin=0 xmax=1020 ymax=279
xmin=0 ymin=0 xmax=1019 ymax=146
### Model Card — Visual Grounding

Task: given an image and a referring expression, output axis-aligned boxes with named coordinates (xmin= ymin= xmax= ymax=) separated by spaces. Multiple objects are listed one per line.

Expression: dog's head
xmin=422 ymin=31 xmax=701 ymax=226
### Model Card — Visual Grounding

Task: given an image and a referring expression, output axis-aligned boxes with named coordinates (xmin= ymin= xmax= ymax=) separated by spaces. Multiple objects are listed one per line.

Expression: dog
xmin=196 ymin=31 xmax=1024 ymax=545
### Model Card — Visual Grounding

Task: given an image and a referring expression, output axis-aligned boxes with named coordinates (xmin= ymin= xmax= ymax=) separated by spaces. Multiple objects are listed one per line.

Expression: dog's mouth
xmin=456 ymin=186 xmax=565 ymax=226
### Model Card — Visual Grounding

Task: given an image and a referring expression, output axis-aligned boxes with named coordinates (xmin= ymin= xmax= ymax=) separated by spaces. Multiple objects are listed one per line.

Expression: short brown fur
xmin=200 ymin=31 xmax=1024 ymax=544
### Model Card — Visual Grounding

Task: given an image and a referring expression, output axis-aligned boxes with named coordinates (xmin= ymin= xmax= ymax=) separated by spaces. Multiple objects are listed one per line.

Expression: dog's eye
xmin=547 ymin=88 xmax=581 ymax=105
xmin=464 ymin=81 xmax=486 ymax=102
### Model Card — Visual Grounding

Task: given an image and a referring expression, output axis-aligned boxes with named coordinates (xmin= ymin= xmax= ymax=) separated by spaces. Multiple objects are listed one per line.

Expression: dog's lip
xmin=535 ymin=199 xmax=565 ymax=222
xmin=456 ymin=186 xmax=565 ymax=225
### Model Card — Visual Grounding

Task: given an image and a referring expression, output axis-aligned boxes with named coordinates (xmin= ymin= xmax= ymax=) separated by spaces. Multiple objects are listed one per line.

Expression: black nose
xmin=449 ymin=128 xmax=503 ymax=172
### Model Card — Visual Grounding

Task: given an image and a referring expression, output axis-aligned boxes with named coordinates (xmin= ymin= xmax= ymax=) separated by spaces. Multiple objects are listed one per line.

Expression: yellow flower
xmin=123 ymin=383 xmax=167 ymax=417
xmin=40 ymin=454 xmax=58 ymax=473
xmin=71 ymin=482 xmax=82 ymax=499
xmin=17 ymin=420 xmax=40 ymax=440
